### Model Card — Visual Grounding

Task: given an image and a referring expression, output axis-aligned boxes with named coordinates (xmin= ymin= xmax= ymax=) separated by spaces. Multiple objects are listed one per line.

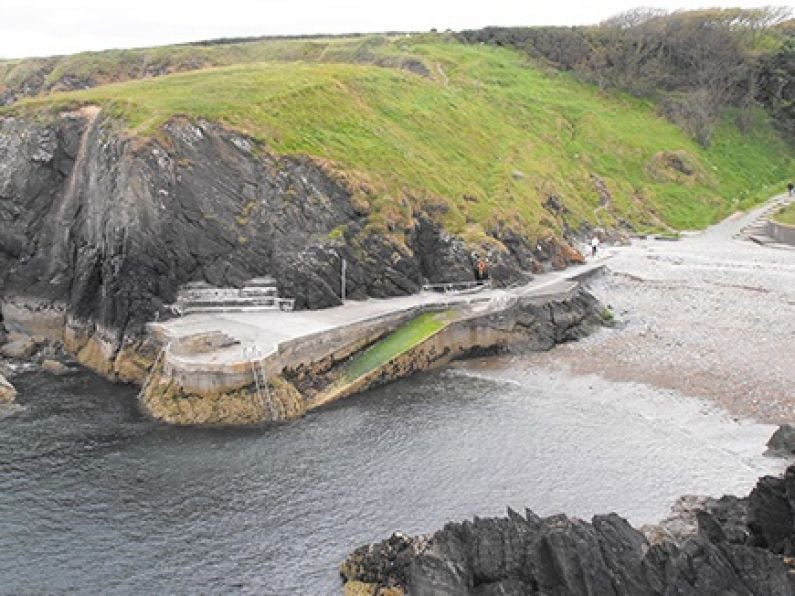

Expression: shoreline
xmin=3 ymin=193 xmax=793 ymax=429
xmin=487 ymin=198 xmax=795 ymax=426
xmin=3 ymin=351 xmax=788 ymax=595
xmin=341 ymin=195 xmax=795 ymax=593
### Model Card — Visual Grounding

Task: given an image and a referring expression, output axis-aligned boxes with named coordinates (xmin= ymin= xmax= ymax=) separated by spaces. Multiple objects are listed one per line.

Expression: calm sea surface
xmin=0 ymin=364 xmax=784 ymax=594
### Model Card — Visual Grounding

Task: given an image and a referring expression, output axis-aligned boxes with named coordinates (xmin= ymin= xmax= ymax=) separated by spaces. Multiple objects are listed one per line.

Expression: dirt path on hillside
xmin=463 ymin=194 xmax=795 ymax=425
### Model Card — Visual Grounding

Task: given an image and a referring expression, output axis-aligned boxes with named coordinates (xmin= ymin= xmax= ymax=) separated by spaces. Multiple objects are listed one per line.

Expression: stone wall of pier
xmin=767 ymin=220 xmax=795 ymax=245
xmin=139 ymin=283 xmax=604 ymax=426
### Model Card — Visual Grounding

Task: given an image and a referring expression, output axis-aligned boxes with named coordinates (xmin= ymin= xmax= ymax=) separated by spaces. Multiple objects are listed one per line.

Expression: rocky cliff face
xmin=0 ymin=57 xmax=177 ymax=107
xmin=341 ymin=465 xmax=795 ymax=595
xmin=0 ymin=108 xmax=580 ymax=378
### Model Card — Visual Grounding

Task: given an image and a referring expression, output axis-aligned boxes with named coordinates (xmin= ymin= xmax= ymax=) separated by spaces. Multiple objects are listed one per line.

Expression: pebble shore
xmin=510 ymin=215 xmax=795 ymax=424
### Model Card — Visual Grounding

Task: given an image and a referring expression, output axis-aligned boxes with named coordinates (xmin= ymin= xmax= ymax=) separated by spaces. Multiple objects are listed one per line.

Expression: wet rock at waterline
xmin=768 ymin=424 xmax=795 ymax=456
xmin=341 ymin=466 xmax=795 ymax=595
xmin=642 ymin=494 xmax=751 ymax=546
xmin=41 ymin=359 xmax=72 ymax=376
xmin=0 ymin=373 xmax=16 ymax=403
xmin=746 ymin=468 xmax=795 ymax=555
xmin=0 ymin=336 xmax=39 ymax=360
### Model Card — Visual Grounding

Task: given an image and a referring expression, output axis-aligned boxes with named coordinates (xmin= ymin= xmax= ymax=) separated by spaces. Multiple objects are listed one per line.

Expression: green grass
xmin=340 ymin=312 xmax=447 ymax=382
xmin=1 ymin=35 xmax=423 ymax=96
xmin=3 ymin=36 xmax=793 ymax=245
xmin=772 ymin=203 xmax=795 ymax=226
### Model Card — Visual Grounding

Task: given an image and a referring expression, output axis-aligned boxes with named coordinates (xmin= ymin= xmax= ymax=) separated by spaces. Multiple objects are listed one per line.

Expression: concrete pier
xmin=139 ymin=257 xmax=610 ymax=425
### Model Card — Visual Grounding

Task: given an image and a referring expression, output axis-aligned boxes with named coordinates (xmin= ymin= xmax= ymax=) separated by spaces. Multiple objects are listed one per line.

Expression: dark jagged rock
xmin=703 ymin=495 xmax=751 ymax=545
xmin=414 ymin=217 xmax=474 ymax=285
xmin=644 ymin=494 xmax=750 ymax=546
xmin=768 ymin=424 xmax=795 ymax=455
xmin=341 ymin=467 xmax=795 ymax=595
xmin=340 ymin=532 xmax=423 ymax=590
xmin=747 ymin=469 xmax=795 ymax=555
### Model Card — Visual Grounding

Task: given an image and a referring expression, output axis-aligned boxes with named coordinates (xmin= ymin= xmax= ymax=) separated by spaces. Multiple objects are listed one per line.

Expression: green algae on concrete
xmin=340 ymin=311 xmax=449 ymax=383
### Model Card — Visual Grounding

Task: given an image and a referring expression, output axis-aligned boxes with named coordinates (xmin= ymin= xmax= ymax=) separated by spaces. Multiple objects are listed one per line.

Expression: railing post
xmin=341 ymin=258 xmax=347 ymax=303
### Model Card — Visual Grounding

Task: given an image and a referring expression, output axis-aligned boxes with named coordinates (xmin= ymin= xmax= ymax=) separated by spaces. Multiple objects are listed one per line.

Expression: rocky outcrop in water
xmin=641 ymin=493 xmax=750 ymax=546
xmin=0 ymin=108 xmax=581 ymax=379
xmin=768 ymin=425 xmax=795 ymax=456
xmin=341 ymin=465 xmax=795 ymax=595
xmin=0 ymin=373 xmax=15 ymax=403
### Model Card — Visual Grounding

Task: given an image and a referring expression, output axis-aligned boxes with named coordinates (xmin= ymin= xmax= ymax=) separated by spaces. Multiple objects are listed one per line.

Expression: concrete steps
xmin=172 ymin=277 xmax=294 ymax=315
xmin=179 ymin=301 xmax=295 ymax=314
xmin=735 ymin=196 xmax=794 ymax=242
xmin=748 ymin=234 xmax=776 ymax=245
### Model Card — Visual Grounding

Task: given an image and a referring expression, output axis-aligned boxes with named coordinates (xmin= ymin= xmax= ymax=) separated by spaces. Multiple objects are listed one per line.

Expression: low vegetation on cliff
xmin=772 ymin=202 xmax=795 ymax=226
xmin=2 ymin=32 xmax=793 ymax=247
xmin=459 ymin=9 xmax=795 ymax=145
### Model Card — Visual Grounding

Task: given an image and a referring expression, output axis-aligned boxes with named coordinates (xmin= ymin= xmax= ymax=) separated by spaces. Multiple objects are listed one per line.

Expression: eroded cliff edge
xmin=0 ymin=108 xmax=583 ymax=381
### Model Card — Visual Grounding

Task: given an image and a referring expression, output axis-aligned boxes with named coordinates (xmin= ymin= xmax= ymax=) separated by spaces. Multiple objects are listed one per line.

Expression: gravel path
xmin=483 ymin=194 xmax=795 ymax=425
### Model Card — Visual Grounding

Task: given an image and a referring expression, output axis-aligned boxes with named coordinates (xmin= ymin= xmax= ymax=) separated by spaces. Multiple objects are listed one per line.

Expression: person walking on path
xmin=788 ymin=182 xmax=794 ymax=197
xmin=591 ymin=236 xmax=600 ymax=257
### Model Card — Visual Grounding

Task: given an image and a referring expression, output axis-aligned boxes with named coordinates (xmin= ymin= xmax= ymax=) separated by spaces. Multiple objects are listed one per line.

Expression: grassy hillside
xmin=0 ymin=35 xmax=424 ymax=100
xmin=3 ymin=35 xmax=793 ymax=246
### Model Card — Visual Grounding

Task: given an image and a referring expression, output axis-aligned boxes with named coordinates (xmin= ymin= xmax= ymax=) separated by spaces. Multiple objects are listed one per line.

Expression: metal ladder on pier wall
xmin=136 ymin=342 xmax=171 ymax=403
xmin=244 ymin=346 xmax=278 ymax=421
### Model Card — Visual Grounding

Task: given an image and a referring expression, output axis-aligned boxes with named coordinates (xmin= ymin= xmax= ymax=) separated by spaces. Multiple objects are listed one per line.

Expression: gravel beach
xmin=465 ymin=195 xmax=795 ymax=425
